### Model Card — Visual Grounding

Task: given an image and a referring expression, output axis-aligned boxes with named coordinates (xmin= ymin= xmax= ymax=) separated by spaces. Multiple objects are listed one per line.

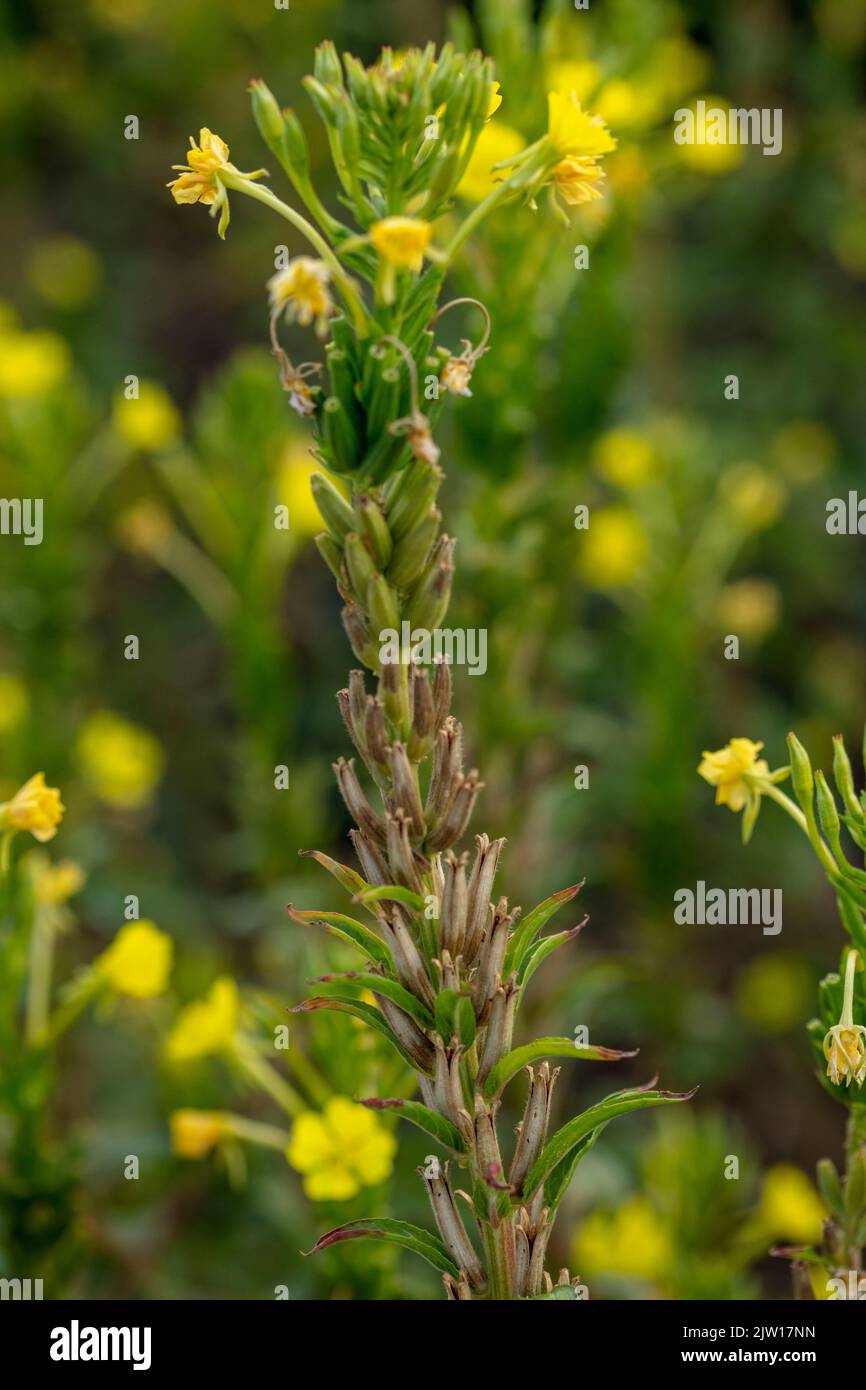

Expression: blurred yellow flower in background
xmin=771 ymin=421 xmax=836 ymax=483
xmin=736 ymin=953 xmax=812 ymax=1032
xmin=574 ymin=1197 xmax=673 ymax=1282
xmin=545 ymin=61 xmax=600 ymax=105
xmin=170 ymin=1109 xmax=230 ymax=1159
xmin=26 ymin=236 xmax=102 ymax=310
xmin=593 ymin=427 xmax=656 ymax=488
xmin=0 ymin=773 xmax=64 ymax=842
xmin=278 ymin=447 xmax=331 ymax=539
xmin=0 ymin=674 xmax=29 ymax=733
xmin=113 ymin=380 xmax=182 ymax=451
xmin=579 ymin=506 xmax=647 ymax=587
xmin=96 ymin=920 xmax=173 ymax=998
xmin=165 ymin=977 xmax=240 ymax=1062
xmin=755 ymin=1165 xmax=825 ymax=1243
xmin=370 ymin=217 xmax=431 ymax=271
xmin=720 ymin=464 xmax=786 ymax=531
xmin=29 ymin=854 xmax=86 ymax=906
xmin=286 ymin=1097 xmax=396 ymax=1201
xmin=717 ymin=579 xmax=781 ymax=643
xmin=457 ymin=122 xmax=526 ymax=202
xmin=116 ymin=499 xmax=174 ymax=556
xmin=698 ymin=738 xmax=769 ymax=812
xmin=0 ymin=330 xmax=71 ymax=398
xmin=674 ymin=96 xmax=747 ymax=174
xmin=75 ymin=710 xmax=165 ymax=811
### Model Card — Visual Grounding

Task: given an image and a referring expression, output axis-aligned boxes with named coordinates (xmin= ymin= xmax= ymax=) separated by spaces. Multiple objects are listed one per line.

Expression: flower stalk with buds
xmin=173 ymin=42 xmax=688 ymax=1300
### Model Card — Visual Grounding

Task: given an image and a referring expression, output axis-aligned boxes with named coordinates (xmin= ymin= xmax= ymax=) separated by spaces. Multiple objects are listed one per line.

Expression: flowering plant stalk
xmin=700 ymin=732 xmax=866 ymax=1297
xmin=171 ymin=41 xmax=690 ymax=1300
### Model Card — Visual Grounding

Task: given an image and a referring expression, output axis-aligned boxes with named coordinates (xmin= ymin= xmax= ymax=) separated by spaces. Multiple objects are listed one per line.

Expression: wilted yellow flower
xmin=0 ymin=773 xmax=64 ymax=843
xmin=593 ymin=428 xmax=655 ymax=488
xmin=370 ymin=217 xmax=432 ymax=272
xmin=823 ymin=950 xmax=866 ymax=1089
xmin=268 ymin=258 xmax=333 ymax=335
xmin=553 ymin=155 xmax=606 ymax=206
xmin=457 ymin=122 xmax=525 ymax=202
xmin=546 ymin=91 xmax=617 ymax=160
xmin=168 ymin=128 xmax=230 ymax=206
xmin=0 ymin=674 xmax=29 ymax=733
xmin=113 ymin=381 xmax=182 ymax=451
xmin=76 ymin=710 xmax=165 ymax=811
xmin=574 ymin=1198 xmax=672 ymax=1282
xmin=170 ymin=1109 xmax=230 ymax=1159
xmin=30 ymin=854 xmax=86 ymax=906
xmin=756 ymin=1165 xmax=825 ymax=1243
xmin=579 ymin=507 xmax=647 ymax=588
xmin=165 ymin=977 xmax=240 ymax=1063
xmin=0 ymin=330 xmax=70 ymax=398
xmin=286 ymin=1096 xmax=396 ymax=1201
xmin=717 ymin=579 xmax=781 ymax=643
xmin=698 ymin=738 xmax=769 ymax=813
xmin=95 ymin=920 xmax=173 ymax=998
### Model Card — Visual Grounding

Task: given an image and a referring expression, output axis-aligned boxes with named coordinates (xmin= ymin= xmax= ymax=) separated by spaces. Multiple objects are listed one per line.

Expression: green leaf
xmin=433 ymin=988 xmax=476 ymax=1047
xmin=356 ymin=884 xmax=427 ymax=913
xmin=356 ymin=1097 xmax=466 ymax=1152
xmin=483 ymin=1038 xmax=637 ymax=1100
xmin=544 ymin=1125 xmax=608 ymax=1214
xmin=305 ymin=1217 xmax=458 ymax=1278
xmin=522 ymin=1086 xmax=696 ymax=1199
xmin=313 ymin=972 xmax=433 ymax=1029
xmin=504 ymin=881 xmax=585 ymax=976
xmin=299 ymin=849 xmax=370 ymax=899
xmin=518 ymin=921 xmax=586 ymax=988
xmin=291 ymin=994 xmax=421 ymax=1072
xmin=287 ymin=907 xmax=391 ymax=966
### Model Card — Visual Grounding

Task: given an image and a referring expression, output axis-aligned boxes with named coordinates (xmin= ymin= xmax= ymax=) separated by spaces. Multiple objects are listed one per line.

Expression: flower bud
xmin=355 ymin=493 xmax=393 ymax=569
xmin=387 ymin=460 xmax=443 ymax=540
xmin=366 ymin=573 xmax=400 ymax=634
xmin=815 ymin=769 xmax=842 ymax=853
xmin=833 ymin=735 xmax=863 ymax=821
xmin=311 ymin=471 xmax=355 ymax=540
xmin=249 ymin=79 xmax=285 ymax=153
xmin=786 ymin=731 xmax=814 ymax=810
xmin=344 ymin=532 xmax=378 ymax=605
xmin=341 ymin=603 xmax=378 ymax=670
xmin=386 ymin=507 xmax=441 ymax=590
xmin=314 ymin=532 xmax=343 ymax=583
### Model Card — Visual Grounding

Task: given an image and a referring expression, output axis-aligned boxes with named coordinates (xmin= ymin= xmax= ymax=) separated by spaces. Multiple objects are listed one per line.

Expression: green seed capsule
xmin=387 ymin=460 xmax=442 ymax=540
xmin=355 ymin=493 xmax=393 ymax=568
xmin=366 ymin=573 xmax=401 ymax=634
xmin=314 ymin=531 xmax=344 ymax=583
xmin=310 ymin=471 xmax=355 ymax=540
xmin=387 ymin=507 xmax=440 ymax=590
xmin=344 ymin=532 xmax=378 ymax=604
xmin=322 ymin=394 xmax=362 ymax=474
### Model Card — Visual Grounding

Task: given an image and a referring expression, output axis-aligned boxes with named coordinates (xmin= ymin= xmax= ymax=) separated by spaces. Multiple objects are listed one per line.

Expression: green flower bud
xmin=387 ymin=461 xmax=442 ymax=540
xmin=249 ymin=79 xmax=285 ymax=153
xmin=344 ymin=532 xmax=378 ymax=604
xmin=310 ymin=470 xmax=355 ymax=540
xmin=786 ymin=731 xmax=814 ymax=810
xmin=387 ymin=507 xmax=440 ymax=590
xmin=354 ymin=493 xmax=392 ymax=569
xmin=321 ymin=394 xmax=362 ymax=474
xmin=314 ymin=532 xmax=344 ymax=583
xmin=366 ymin=574 xmax=400 ymax=634
xmin=833 ymin=735 xmax=863 ymax=821
xmin=815 ymin=769 xmax=842 ymax=851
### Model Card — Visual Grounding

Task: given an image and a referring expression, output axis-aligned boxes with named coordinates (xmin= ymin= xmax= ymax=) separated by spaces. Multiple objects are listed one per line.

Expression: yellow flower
xmin=593 ymin=428 xmax=655 ymax=488
xmin=170 ymin=1109 xmax=230 ymax=1159
xmin=0 ymin=773 xmax=64 ymax=843
xmin=95 ymin=920 xmax=173 ymax=998
xmin=756 ymin=1165 xmax=826 ymax=1243
xmin=165 ymin=977 xmax=240 ymax=1063
xmin=0 ymin=330 xmax=70 ymax=398
xmin=546 ymin=91 xmax=617 ymax=159
xmin=267 ymin=258 xmax=333 ymax=334
xmin=113 ymin=381 xmax=182 ymax=451
xmin=116 ymin=500 xmax=173 ymax=555
xmin=0 ymin=674 xmax=29 ymax=733
xmin=553 ymin=155 xmax=606 ymax=207
xmin=574 ymin=1198 xmax=673 ymax=1282
xmin=717 ymin=579 xmax=781 ymax=643
xmin=697 ymin=738 xmax=769 ymax=813
xmin=286 ymin=1096 xmax=396 ymax=1202
xmin=370 ymin=217 xmax=432 ymax=272
xmin=76 ymin=710 xmax=165 ymax=811
xmin=457 ymin=122 xmax=526 ymax=202
xmin=823 ymin=950 xmax=866 ymax=1089
xmin=168 ymin=128 xmax=231 ymax=206
xmin=486 ymin=81 xmax=502 ymax=118
xmin=578 ymin=506 xmax=647 ymax=588
xmin=545 ymin=61 xmax=600 ymax=105
xmin=30 ymin=854 xmax=86 ymax=906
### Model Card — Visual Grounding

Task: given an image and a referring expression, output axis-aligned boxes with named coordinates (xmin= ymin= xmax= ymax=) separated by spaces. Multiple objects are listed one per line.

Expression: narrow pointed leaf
xmin=305 ymin=1217 xmax=458 ymax=1278
xmin=543 ymin=1124 xmax=608 ymax=1214
xmin=291 ymin=994 xmax=421 ymax=1071
xmin=312 ymin=972 xmax=433 ymax=1029
xmin=483 ymin=1038 xmax=638 ymax=1100
xmin=287 ymin=907 xmax=391 ymax=966
xmin=522 ymin=1086 xmax=697 ymax=1198
xmin=357 ymin=1097 xmax=466 ymax=1152
xmin=517 ymin=918 xmax=587 ymax=987
xmin=504 ymin=881 xmax=585 ymax=976
xmin=299 ymin=849 xmax=370 ymax=899
xmin=356 ymin=884 xmax=427 ymax=913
